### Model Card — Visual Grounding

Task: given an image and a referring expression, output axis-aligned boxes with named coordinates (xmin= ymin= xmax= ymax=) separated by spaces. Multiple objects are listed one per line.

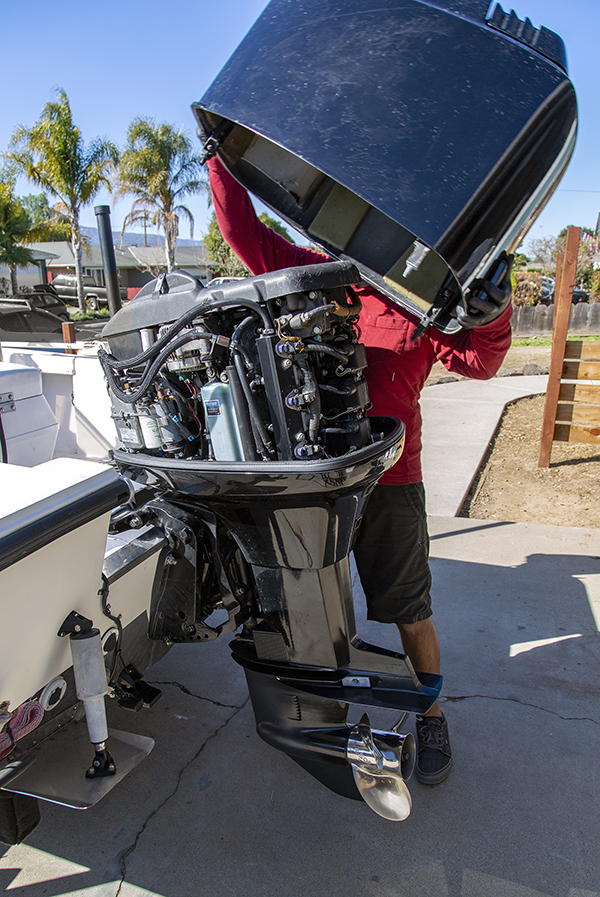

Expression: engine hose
xmin=230 ymin=316 xmax=257 ymax=370
xmin=287 ymin=303 xmax=337 ymax=330
xmin=101 ymin=328 xmax=227 ymax=401
xmin=100 ymin=328 xmax=222 ymax=405
xmin=249 ymin=414 xmax=269 ymax=462
xmin=345 ymin=285 xmax=363 ymax=316
xmin=303 ymin=342 xmax=349 ymax=362
xmin=233 ymin=352 xmax=275 ymax=458
xmin=100 ymin=298 xmax=272 ymax=374
xmin=99 ymin=573 xmax=124 ymax=685
xmin=296 ymin=356 xmax=321 ymax=444
xmin=317 ymin=382 xmax=355 ymax=395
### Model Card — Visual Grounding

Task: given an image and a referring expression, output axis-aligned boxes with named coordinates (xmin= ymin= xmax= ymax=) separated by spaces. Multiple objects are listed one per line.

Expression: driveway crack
xmin=443 ymin=693 xmax=599 ymax=725
xmin=115 ymin=697 xmax=249 ymax=896
xmin=149 ymin=679 xmax=244 ymax=709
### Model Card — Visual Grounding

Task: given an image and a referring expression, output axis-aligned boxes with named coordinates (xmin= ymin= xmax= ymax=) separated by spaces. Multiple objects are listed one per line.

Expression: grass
xmin=512 ymin=334 xmax=600 ymax=347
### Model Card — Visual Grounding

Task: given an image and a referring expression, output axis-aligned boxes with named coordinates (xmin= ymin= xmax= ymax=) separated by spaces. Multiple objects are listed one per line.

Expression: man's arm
xmin=428 ymin=253 xmax=513 ymax=379
xmin=208 ymin=157 xmax=326 ymax=275
xmin=429 ymin=304 xmax=512 ymax=380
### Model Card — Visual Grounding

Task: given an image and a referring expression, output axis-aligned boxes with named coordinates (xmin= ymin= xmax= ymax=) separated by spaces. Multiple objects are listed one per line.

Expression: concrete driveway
xmin=1 ymin=514 xmax=599 ymax=897
xmin=2 ymin=374 xmax=599 ymax=897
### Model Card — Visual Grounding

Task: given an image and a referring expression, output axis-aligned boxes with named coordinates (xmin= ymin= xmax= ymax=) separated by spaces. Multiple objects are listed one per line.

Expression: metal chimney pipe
xmin=94 ymin=205 xmax=122 ymax=316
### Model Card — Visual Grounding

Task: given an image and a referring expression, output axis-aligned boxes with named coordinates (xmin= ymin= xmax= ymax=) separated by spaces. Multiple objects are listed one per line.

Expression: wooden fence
xmin=554 ymin=342 xmax=600 ymax=444
xmin=537 ymin=226 xmax=600 ymax=466
xmin=512 ymin=301 xmax=600 ymax=336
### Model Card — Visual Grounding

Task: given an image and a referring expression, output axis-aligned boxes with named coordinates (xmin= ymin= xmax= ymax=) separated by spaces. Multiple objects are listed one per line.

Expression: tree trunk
xmin=165 ymin=212 xmax=177 ymax=273
xmin=9 ymin=265 xmax=18 ymax=296
xmin=71 ymin=216 xmax=85 ymax=311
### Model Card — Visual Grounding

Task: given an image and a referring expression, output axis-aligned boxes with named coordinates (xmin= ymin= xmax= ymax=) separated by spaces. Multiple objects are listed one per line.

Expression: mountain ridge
xmin=80 ymin=226 xmax=205 ymax=248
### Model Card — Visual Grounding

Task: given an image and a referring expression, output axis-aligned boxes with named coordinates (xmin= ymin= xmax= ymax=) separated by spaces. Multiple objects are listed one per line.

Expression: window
xmin=84 ymin=268 xmax=106 ymax=287
xmin=0 ymin=313 xmax=26 ymax=331
xmin=25 ymin=311 xmax=63 ymax=333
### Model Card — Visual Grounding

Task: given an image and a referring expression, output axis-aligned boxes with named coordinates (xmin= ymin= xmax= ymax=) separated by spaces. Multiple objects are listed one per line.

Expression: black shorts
xmin=353 ymin=483 xmax=432 ymax=625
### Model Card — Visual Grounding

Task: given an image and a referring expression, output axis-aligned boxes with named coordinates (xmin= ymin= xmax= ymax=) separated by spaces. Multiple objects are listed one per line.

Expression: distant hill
xmin=80 ymin=226 xmax=204 ymax=249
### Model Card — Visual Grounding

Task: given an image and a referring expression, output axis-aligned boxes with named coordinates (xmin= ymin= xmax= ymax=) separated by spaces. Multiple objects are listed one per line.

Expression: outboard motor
xmin=101 ymin=263 xmax=439 ymax=819
xmin=102 ymin=0 xmax=577 ymax=819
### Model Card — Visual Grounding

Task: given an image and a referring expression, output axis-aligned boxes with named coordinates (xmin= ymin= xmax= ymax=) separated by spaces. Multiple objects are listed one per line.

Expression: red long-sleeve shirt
xmin=208 ymin=157 xmax=512 ymax=484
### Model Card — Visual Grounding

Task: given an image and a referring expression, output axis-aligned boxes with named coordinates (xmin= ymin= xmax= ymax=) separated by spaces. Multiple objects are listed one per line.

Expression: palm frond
xmin=115 ymin=117 xmax=207 ymax=249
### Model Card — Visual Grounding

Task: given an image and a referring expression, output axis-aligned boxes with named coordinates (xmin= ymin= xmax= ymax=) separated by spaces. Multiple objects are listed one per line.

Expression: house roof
xmin=28 ymin=247 xmax=60 ymax=261
xmin=126 ymin=244 xmax=210 ymax=268
xmin=27 ymin=241 xmax=212 ymax=269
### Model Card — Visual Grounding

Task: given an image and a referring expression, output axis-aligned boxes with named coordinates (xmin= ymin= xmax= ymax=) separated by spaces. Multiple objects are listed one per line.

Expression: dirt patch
xmin=459 ymin=393 xmax=600 ymax=528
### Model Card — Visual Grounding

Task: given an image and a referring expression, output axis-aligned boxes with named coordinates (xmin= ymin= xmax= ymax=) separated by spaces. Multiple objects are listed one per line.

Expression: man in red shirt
xmin=208 ymin=155 xmax=513 ymax=785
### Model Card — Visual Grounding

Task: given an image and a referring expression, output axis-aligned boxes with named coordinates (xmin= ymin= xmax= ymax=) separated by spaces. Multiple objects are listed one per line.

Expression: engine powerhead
xmin=100 ymin=262 xmax=372 ymax=463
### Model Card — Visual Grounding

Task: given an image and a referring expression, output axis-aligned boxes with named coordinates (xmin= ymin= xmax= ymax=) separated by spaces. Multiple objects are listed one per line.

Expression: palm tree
xmin=8 ymin=89 xmax=118 ymax=310
xmin=0 ymin=177 xmax=36 ymax=295
xmin=20 ymin=193 xmax=71 ymax=242
xmin=115 ymin=118 xmax=207 ymax=272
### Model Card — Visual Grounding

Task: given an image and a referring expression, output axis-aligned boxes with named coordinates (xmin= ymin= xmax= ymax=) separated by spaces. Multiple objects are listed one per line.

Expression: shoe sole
xmin=415 ymin=758 xmax=453 ymax=785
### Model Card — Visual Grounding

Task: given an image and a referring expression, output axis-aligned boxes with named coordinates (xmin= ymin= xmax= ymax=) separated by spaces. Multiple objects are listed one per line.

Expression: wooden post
xmin=552 ymin=250 xmax=563 ymax=337
xmin=554 ymin=251 xmax=563 ymax=300
xmin=538 ymin=227 xmax=580 ymax=467
xmin=62 ymin=321 xmax=76 ymax=355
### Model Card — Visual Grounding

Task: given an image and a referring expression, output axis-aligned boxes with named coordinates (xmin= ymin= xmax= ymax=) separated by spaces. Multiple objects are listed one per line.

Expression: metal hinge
xmin=0 ymin=393 xmax=16 ymax=414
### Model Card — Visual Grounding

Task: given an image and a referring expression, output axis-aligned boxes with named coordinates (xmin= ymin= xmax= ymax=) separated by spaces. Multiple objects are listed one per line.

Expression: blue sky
xmin=1 ymin=0 xmax=598 ymax=253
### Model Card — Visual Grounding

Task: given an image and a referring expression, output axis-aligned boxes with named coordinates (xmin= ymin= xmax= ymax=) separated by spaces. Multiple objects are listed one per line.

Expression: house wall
xmin=47 ymin=264 xmax=210 ymax=289
xmin=80 ymin=265 xmax=153 ymax=290
xmin=124 ymin=269 xmax=155 ymax=288
xmin=0 ymin=261 xmax=47 ymax=292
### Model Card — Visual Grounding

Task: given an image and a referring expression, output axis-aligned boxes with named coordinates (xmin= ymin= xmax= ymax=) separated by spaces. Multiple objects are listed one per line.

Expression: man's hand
xmin=456 ymin=252 xmax=514 ymax=329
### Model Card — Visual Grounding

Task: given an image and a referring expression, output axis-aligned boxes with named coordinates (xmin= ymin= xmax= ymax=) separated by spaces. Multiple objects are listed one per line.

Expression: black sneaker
xmin=415 ymin=713 xmax=452 ymax=784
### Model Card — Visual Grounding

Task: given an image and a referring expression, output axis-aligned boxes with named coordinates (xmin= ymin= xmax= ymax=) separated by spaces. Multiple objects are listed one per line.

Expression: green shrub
xmin=70 ymin=308 xmax=110 ymax=321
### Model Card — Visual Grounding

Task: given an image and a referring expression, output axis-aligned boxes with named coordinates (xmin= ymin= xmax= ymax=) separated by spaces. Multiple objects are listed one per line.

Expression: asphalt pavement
xmin=1 ymin=373 xmax=599 ymax=897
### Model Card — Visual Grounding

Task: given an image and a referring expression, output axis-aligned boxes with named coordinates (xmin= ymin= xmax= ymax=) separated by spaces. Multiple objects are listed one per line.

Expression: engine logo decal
xmin=205 ymin=400 xmax=221 ymax=416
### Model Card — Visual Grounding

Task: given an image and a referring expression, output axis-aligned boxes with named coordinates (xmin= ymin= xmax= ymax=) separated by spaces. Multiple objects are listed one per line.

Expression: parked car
xmin=539 ymin=277 xmax=590 ymax=306
xmin=571 ymin=288 xmax=590 ymax=304
xmin=0 ymin=299 xmax=98 ymax=343
xmin=16 ymin=284 xmax=71 ymax=321
xmin=50 ymin=273 xmax=128 ymax=310
xmin=206 ymin=276 xmax=246 ymax=287
xmin=540 ymin=276 xmax=554 ymax=304
xmin=548 ymin=287 xmax=590 ymax=305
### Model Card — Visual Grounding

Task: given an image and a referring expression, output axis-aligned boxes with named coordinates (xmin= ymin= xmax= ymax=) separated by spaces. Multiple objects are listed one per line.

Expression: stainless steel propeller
xmin=346 ymin=713 xmax=415 ymax=821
